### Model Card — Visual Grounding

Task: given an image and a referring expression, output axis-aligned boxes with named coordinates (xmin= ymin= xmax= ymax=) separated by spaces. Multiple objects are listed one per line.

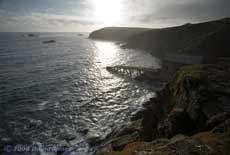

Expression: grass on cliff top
xmin=174 ymin=64 xmax=206 ymax=84
xmin=169 ymin=64 xmax=208 ymax=98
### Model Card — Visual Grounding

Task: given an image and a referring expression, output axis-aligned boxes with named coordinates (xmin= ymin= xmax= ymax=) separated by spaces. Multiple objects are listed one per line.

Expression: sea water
xmin=0 ymin=32 xmax=161 ymax=155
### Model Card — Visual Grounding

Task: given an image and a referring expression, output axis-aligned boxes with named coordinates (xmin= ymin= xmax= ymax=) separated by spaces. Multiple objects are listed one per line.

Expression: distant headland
xmin=89 ymin=18 xmax=230 ymax=63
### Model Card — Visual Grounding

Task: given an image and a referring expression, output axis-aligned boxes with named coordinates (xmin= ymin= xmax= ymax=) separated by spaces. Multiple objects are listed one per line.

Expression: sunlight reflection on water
xmin=0 ymin=33 xmax=161 ymax=155
xmin=94 ymin=41 xmax=118 ymax=66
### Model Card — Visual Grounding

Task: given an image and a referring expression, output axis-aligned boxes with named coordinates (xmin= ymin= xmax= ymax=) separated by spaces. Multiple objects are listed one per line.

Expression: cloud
xmin=123 ymin=0 xmax=229 ymax=27
xmin=0 ymin=10 xmax=96 ymax=31
xmin=0 ymin=0 xmax=229 ymax=31
xmin=29 ymin=12 xmax=95 ymax=26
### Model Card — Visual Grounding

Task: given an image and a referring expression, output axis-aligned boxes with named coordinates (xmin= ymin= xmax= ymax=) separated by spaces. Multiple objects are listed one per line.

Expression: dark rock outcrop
xmin=22 ymin=33 xmax=38 ymax=38
xmin=42 ymin=40 xmax=56 ymax=44
xmin=94 ymin=64 xmax=230 ymax=155
xmin=142 ymin=64 xmax=230 ymax=140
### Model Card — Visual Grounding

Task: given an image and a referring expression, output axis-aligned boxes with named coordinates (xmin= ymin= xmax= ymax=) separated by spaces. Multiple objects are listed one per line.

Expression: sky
xmin=0 ymin=0 xmax=229 ymax=32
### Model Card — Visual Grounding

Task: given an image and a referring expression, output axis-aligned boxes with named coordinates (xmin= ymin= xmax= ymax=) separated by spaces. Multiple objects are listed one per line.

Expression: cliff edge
xmin=95 ymin=64 xmax=230 ymax=155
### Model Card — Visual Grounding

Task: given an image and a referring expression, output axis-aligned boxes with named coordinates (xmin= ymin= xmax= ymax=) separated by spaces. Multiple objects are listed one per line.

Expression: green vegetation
xmin=174 ymin=65 xmax=205 ymax=83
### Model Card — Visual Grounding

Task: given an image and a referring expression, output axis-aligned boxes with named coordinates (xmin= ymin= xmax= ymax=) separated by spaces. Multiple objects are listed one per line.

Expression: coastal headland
xmin=89 ymin=18 xmax=229 ymax=63
xmin=89 ymin=18 xmax=230 ymax=155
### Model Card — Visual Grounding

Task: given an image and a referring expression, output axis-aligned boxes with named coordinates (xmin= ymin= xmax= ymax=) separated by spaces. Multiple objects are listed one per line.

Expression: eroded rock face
xmin=140 ymin=64 xmax=230 ymax=140
xmin=94 ymin=64 xmax=230 ymax=155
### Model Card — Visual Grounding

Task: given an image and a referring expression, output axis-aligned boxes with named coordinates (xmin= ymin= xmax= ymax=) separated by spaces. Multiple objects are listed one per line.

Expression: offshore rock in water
xmin=22 ymin=33 xmax=39 ymax=38
xmin=28 ymin=34 xmax=37 ymax=37
xmin=42 ymin=40 xmax=56 ymax=44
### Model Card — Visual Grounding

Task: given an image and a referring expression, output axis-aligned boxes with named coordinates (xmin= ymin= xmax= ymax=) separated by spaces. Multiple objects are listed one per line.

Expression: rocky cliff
xmin=94 ymin=64 xmax=230 ymax=155
xmin=126 ymin=18 xmax=229 ymax=62
xmin=89 ymin=18 xmax=230 ymax=63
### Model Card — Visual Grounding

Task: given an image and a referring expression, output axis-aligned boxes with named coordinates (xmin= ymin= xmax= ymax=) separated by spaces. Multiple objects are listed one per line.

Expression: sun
xmin=91 ymin=0 xmax=123 ymax=26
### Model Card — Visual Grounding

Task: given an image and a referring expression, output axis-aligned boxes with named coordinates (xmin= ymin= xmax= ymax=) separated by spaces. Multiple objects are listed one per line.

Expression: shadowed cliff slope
xmin=89 ymin=27 xmax=151 ymax=41
xmin=89 ymin=18 xmax=229 ymax=62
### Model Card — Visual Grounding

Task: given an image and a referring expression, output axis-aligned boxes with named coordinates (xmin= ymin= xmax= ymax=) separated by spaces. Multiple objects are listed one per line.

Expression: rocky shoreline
xmin=94 ymin=64 xmax=230 ymax=155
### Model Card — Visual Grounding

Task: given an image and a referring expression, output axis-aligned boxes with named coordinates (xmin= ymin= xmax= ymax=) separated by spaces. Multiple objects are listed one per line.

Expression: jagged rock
xmin=131 ymin=108 xmax=146 ymax=121
xmin=212 ymin=118 xmax=230 ymax=134
xmin=150 ymin=64 xmax=230 ymax=139
xmin=158 ymin=108 xmax=197 ymax=138
xmin=111 ymin=132 xmax=139 ymax=151
xmin=94 ymin=64 xmax=230 ymax=155
xmin=206 ymin=112 xmax=230 ymax=131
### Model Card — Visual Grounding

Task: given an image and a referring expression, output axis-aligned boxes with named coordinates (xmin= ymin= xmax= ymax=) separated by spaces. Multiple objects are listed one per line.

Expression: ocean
xmin=0 ymin=32 xmax=161 ymax=155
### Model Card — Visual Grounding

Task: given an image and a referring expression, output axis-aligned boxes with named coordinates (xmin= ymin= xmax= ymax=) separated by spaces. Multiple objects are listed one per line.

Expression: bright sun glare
xmin=91 ymin=0 xmax=123 ymax=25
xmin=94 ymin=41 xmax=118 ymax=66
